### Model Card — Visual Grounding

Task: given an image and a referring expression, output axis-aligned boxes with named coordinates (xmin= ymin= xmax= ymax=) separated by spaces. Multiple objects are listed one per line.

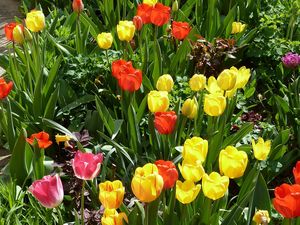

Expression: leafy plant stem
xmin=80 ymin=181 xmax=86 ymax=225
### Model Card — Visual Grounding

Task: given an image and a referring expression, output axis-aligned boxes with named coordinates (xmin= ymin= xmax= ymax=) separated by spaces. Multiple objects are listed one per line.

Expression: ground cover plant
xmin=0 ymin=0 xmax=300 ymax=224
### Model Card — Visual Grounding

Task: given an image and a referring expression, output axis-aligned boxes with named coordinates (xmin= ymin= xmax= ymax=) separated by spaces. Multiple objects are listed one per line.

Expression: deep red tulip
xmin=150 ymin=3 xmax=171 ymax=26
xmin=4 ymin=22 xmax=17 ymax=41
xmin=273 ymin=183 xmax=300 ymax=218
xmin=29 ymin=174 xmax=64 ymax=208
xmin=172 ymin=21 xmax=191 ymax=40
xmin=133 ymin=16 xmax=143 ymax=31
xmin=0 ymin=77 xmax=13 ymax=99
xmin=72 ymin=0 xmax=84 ymax=13
xmin=71 ymin=151 xmax=104 ymax=180
xmin=136 ymin=3 xmax=153 ymax=24
xmin=155 ymin=160 xmax=178 ymax=189
xmin=26 ymin=131 xmax=53 ymax=149
xmin=293 ymin=161 xmax=300 ymax=184
xmin=154 ymin=111 xmax=177 ymax=135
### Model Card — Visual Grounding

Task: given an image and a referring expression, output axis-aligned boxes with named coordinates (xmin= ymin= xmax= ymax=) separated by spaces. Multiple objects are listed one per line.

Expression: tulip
xmin=131 ymin=163 xmax=164 ymax=202
xmin=133 ymin=16 xmax=143 ymax=31
xmin=136 ymin=3 xmax=153 ymax=24
xmin=181 ymin=98 xmax=198 ymax=119
xmin=217 ymin=69 xmax=237 ymax=91
xmin=0 ymin=77 xmax=13 ymax=100
xmin=171 ymin=21 xmax=191 ymax=40
xmin=72 ymin=0 xmax=84 ymax=13
xmin=252 ymin=138 xmax=271 ymax=161
xmin=55 ymin=134 xmax=71 ymax=144
xmin=281 ymin=52 xmax=300 ymax=69
xmin=156 ymin=74 xmax=174 ymax=92
xmin=150 ymin=3 xmax=171 ymax=26
xmin=112 ymin=59 xmax=133 ymax=80
xmin=4 ymin=22 xmax=16 ymax=41
xmin=219 ymin=146 xmax=248 ymax=179
xmin=101 ymin=208 xmax=128 ymax=225
xmin=143 ymin=0 xmax=157 ymax=6
xmin=155 ymin=160 xmax=178 ymax=189
xmin=204 ymin=94 xmax=226 ymax=117
xmin=13 ymin=24 xmax=25 ymax=44
xmin=29 ymin=174 xmax=64 ymax=208
xmin=206 ymin=76 xmax=223 ymax=95
xmin=231 ymin=22 xmax=246 ymax=34
xmin=148 ymin=90 xmax=169 ymax=113
xmin=202 ymin=172 xmax=229 ymax=200
xmin=189 ymin=74 xmax=206 ymax=91
xmin=25 ymin=10 xmax=45 ymax=32
xmin=154 ymin=111 xmax=177 ymax=135
xmin=235 ymin=66 xmax=251 ymax=89
xmin=179 ymin=160 xmax=205 ymax=182
xmin=71 ymin=151 xmax=104 ymax=180
xmin=293 ymin=161 xmax=300 ymax=184
xmin=117 ymin=21 xmax=135 ymax=42
xmin=26 ymin=131 xmax=53 ymax=149
xmin=176 ymin=180 xmax=201 ymax=204
xmin=99 ymin=180 xmax=125 ymax=209
xmin=252 ymin=210 xmax=271 ymax=225
xmin=182 ymin=137 xmax=208 ymax=163
xmin=97 ymin=32 xmax=113 ymax=50
xmin=273 ymin=183 xmax=300 ymax=218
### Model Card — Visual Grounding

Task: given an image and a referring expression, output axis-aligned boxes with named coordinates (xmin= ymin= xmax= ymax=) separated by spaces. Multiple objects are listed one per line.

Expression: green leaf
xmin=42 ymin=56 xmax=62 ymax=97
xmin=95 ymin=96 xmax=114 ymax=136
xmin=43 ymin=86 xmax=59 ymax=120
xmin=222 ymin=123 xmax=253 ymax=148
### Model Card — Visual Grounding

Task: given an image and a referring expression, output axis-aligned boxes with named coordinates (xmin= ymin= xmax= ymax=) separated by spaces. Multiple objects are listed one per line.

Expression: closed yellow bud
xmin=252 ymin=138 xmax=271 ymax=161
xmin=219 ymin=146 xmax=248 ymax=179
xmin=55 ymin=134 xmax=71 ymax=144
xmin=99 ymin=180 xmax=125 ymax=209
xmin=253 ymin=210 xmax=271 ymax=225
xmin=101 ymin=209 xmax=128 ymax=225
xmin=182 ymin=137 xmax=208 ymax=163
xmin=206 ymin=76 xmax=223 ymax=95
xmin=25 ymin=10 xmax=45 ymax=32
xmin=143 ymin=0 xmax=158 ymax=6
xmin=148 ymin=91 xmax=169 ymax=113
xmin=204 ymin=94 xmax=226 ymax=117
xmin=156 ymin=74 xmax=174 ymax=92
xmin=181 ymin=98 xmax=198 ymax=119
xmin=189 ymin=74 xmax=206 ymax=91
xmin=117 ymin=20 xmax=135 ymax=42
xmin=235 ymin=66 xmax=251 ymax=89
xmin=12 ymin=25 xmax=24 ymax=45
xmin=176 ymin=180 xmax=201 ymax=204
xmin=24 ymin=27 xmax=33 ymax=41
xmin=179 ymin=160 xmax=205 ymax=182
xmin=231 ymin=22 xmax=246 ymax=34
xmin=172 ymin=0 xmax=179 ymax=12
xmin=97 ymin=32 xmax=113 ymax=50
xmin=202 ymin=172 xmax=229 ymax=200
xmin=217 ymin=69 xmax=237 ymax=90
xmin=131 ymin=163 xmax=164 ymax=202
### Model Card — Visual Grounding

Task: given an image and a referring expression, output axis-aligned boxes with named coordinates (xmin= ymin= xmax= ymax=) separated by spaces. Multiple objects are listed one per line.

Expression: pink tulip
xmin=29 ymin=174 xmax=64 ymax=208
xmin=71 ymin=151 xmax=104 ymax=180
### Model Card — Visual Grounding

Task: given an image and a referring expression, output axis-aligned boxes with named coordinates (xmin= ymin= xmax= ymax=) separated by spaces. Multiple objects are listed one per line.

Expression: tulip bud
xmin=172 ymin=0 xmax=179 ymax=12
xmin=147 ymin=90 xmax=169 ymax=113
xmin=99 ymin=180 xmax=125 ymax=209
xmin=117 ymin=20 xmax=135 ymax=42
xmin=24 ymin=27 xmax=33 ymax=41
xmin=154 ymin=111 xmax=177 ymax=135
xmin=253 ymin=210 xmax=271 ymax=225
xmin=97 ymin=32 xmax=113 ymax=49
xmin=231 ymin=22 xmax=246 ymax=34
xmin=155 ymin=160 xmax=178 ymax=189
xmin=182 ymin=137 xmax=208 ymax=163
xmin=0 ymin=77 xmax=13 ymax=100
xmin=217 ymin=69 xmax=237 ymax=90
xmin=189 ymin=74 xmax=206 ymax=91
xmin=72 ymin=0 xmax=84 ymax=13
xmin=179 ymin=160 xmax=205 ymax=182
xmin=133 ymin=16 xmax=143 ymax=31
xmin=235 ymin=66 xmax=251 ymax=89
xmin=252 ymin=138 xmax=271 ymax=161
xmin=293 ymin=161 xmax=300 ymax=184
xmin=176 ymin=180 xmax=201 ymax=204
xmin=25 ymin=10 xmax=45 ymax=32
xmin=202 ymin=172 xmax=229 ymax=200
xmin=181 ymin=98 xmax=198 ymax=119
xmin=206 ymin=76 xmax=223 ymax=95
xmin=156 ymin=74 xmax=174 ymax=92
xmin=204 ymin=94 xmax=226 ymax=117
xmin=101 ymin=209 xmax=128 ymax=225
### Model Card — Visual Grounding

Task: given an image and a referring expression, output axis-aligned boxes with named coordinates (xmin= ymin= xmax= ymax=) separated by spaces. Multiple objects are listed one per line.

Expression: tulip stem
xmin=105 ymin=50 xmax=110 ymax=69
xmin=57 ymin=208 xmax=64 ymax=225
xmin=80 ymin=181 xmax=85 ymax=225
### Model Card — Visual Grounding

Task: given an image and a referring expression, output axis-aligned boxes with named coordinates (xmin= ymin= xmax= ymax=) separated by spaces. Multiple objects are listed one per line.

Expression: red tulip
xmin=0 ymin=77 xmax=13 ymax=99
xmin=154 ymin=111 xmax=177 ymax=135
xmin=112 ymin=59 xmax=132 ymax=80
xmin=4 ymin=22 xmax=17 ymax=41
xmin=136 ymin=3 xmax=153 ymax=24
xmin=133 ymin=16 xmax=143 ymax=31
xmin=155 ymin=160 xmax=178 ymax=189
xmin=150 ymin=3 xmax=171 ymax=26
xmin=72 ymin=0 xmax=84 ymax=13
xmin=29 ymin=174 xmax=64 ymax=208
xmin=293 ymin=161 xmax=300 ymax=184
xmin=172 ymin=21 xmax=191 ymax=40
xmin=273 ymin=183 xmax=300 ymax=218
xmin=71 ymin=151 xmax=104 ymax=180
xmin=26 ymin=131 xmax=53 ymax=149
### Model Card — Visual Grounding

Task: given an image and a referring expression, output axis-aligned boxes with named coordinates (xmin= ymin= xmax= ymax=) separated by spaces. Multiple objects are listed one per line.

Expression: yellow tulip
xmin=97 ymin=32 xmax=113 ymax=50
xmin=206 ymin=76 xmax=223 ymax=95
xmin=235 ymin=66 xmax=251 ymax=89
xmin=55 ymin=134 xmax=71 ymax=144
xmin=231 ymin=22 xmax=246 ymax=34
xmin=101 ymin=209 xmax=128 ymax=225
xmin=225 ymin=88 xmax=237 ymax=98
xmin=176 ymin=180 xmax=201 ymax=204
xmin=131 ymin=163 xmax=164 ymax=202
xmin=189 ymin=74 xmax=206 ymax=91
xmin=147 ymin=91 xmax=169 ymax=113
xmin=117 ymin=21 xmax=135 ymax=42
xmin=182 ymin=137 xmax=208 ymax=163
xmin=252 ymin=210 xmax=271 ymax=225
xmin=143 ymin=0 xmax=157 ymax=6
xmin=156 ymin=74 xmax=174 ymax=92
xmin=179 ymin=160 xmax=205 ymax=182
xmin=12 ymin=25 xmax=24 ymax=45
xmin=252 ymin=138 xmax=271 ymax=161
xmin=25 ymin=10 xmax=45 ymax=32
xmin=219 ymin=146 xmax=248 ymax=179
xmin=204 ymin=94 xmax=226 ymax=117
xmin=217 ymin=69 xmax=237 ymax=91
xmin=181 ymin=98 xmax=198 ymax=119
xmin=202 ymin=172 xmax=229 ymax=200
xmin=99 ymin=180 xmax=125 ymax=209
